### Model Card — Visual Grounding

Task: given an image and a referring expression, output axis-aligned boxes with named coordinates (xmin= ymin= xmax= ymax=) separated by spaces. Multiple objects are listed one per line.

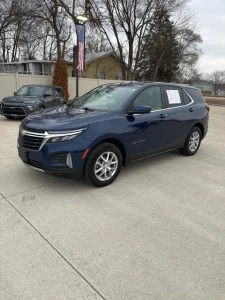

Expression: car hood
xmin=3 ymin=96 xmax=39 ymax=103
xmin=22 ymin=105 xmax=114 ymax=131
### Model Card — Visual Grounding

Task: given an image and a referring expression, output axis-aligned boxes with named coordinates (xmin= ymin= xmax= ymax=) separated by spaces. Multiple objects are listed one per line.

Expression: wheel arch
xmin=87 ymin=138 xmax=127 ymax=166
xmin=193 ymin=123 xmax=204 ymax=138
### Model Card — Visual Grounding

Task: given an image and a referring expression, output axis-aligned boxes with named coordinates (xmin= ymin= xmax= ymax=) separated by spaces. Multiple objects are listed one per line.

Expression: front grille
xmin=27 ymin=159 xmax=42 ymax=169
xmin=19 ymin=133 xmax=44 ymax=150
xmin=53 ymin=153 xmax=68 ymax=164
xmin=3 ymin=106 xmax=26 ymax=116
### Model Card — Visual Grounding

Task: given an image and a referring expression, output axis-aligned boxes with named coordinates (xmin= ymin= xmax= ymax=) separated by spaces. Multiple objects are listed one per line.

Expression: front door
xmin=126 ymin=86 xmax=168 ymax=159
xmin=43 ymin=87 xmax=55 ymax=107
xmin=53 ymin=88 xmax=64 ymax=105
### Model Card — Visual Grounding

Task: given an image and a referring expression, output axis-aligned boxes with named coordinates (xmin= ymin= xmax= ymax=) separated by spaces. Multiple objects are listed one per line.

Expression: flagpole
xmin=75 ymin=46 xmax=79 ymax=98
xmin=74 ymin=15 xmax=88 ymax=99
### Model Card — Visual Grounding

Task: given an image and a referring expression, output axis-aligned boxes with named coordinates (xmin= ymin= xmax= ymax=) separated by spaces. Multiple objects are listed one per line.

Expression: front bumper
xmin=1 ymin=103 xmax=35 ymax=117
xmin=17 ymin=133 xmax=90 ymax=178
xmin=22 ymin=161 xmax=82 ymax=179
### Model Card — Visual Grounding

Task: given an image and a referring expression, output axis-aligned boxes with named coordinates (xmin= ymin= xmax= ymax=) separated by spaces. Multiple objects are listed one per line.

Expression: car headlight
xmin=23 ymin=100 xmax=36 ymax=104
xmin=47 ymin=128 xmax=87 ymax=143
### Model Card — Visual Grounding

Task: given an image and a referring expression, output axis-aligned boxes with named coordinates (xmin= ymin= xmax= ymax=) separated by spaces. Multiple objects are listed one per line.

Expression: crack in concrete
xmin=2 ymin=178 xmax=67 ymax=199
xmin=2 ymin=195 xmax=106 ymax=300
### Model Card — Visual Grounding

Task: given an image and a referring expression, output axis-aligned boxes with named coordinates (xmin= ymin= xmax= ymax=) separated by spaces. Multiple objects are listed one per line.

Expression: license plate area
xmin=18 ymin=148 xmax=28 ymax=162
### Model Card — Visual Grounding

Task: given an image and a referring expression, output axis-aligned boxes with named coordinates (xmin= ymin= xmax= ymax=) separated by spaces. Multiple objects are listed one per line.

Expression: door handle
xmin=189 ymin=108 xmax=196 ymax=112
xmin=159 ymin=113 xmax=167 ymax=119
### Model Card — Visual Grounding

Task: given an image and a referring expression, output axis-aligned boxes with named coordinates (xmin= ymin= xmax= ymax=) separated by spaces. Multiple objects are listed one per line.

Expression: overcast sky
xmin=191 ymin=0 xmax=225 ymax=73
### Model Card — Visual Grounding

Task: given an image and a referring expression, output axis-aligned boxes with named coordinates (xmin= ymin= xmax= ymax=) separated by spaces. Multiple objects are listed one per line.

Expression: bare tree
xmin=87 ymin=0 xmax=189 ymax=80
xmin=86 ymin=29 xmax=112 ymax=53
xmin=203 ymin=70 xmax=225 ymax=95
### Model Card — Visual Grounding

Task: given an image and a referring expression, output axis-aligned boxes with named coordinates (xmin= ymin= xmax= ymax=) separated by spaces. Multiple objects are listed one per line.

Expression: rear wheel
xmin=84 ymin=143 xmax=122 ymax=187
xmin=180 ymin=127 xmax=202 ymax=156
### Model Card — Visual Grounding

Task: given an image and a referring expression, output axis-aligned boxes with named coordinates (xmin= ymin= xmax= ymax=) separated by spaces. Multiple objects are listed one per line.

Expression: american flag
xmin=76 ymin=24 xmax=85 ymax=71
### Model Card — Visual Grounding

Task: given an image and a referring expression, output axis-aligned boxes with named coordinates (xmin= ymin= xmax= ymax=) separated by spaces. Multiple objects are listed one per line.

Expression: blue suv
xmin=18 ymin=82 xmax=209 ymax=186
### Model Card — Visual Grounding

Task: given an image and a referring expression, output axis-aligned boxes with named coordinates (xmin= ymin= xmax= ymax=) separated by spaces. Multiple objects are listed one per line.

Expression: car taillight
xmin=206 ymin=105 xmax=210 ymax=112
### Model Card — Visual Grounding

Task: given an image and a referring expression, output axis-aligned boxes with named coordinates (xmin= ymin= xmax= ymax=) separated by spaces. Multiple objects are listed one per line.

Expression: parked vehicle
xmin=17 ymin=82 xmax=209 ymax=187
xmin=1 ymin=85 xmax=66 ymax=119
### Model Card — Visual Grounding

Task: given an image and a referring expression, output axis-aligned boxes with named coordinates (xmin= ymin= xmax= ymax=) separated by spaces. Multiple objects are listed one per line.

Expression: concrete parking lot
xmin=0 ymin=106 xmax=225 ymax=300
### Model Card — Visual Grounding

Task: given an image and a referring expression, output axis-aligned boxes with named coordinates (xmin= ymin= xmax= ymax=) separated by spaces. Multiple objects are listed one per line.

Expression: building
xmin=0 ymin=51 xmax=125 ymax=80
xmin=84 ymin=51 xmax=124 ymax=80
xmin=0 ymin=60 xmax=55 ymax=76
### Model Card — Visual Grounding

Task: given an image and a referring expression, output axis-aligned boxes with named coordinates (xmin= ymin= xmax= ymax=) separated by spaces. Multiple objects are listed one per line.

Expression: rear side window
xmin=183 ymin=90 xmax=192 ymax=105
xmin=163 ymin=87 xmax=184 ymax=108
xmin=185 ymin=88 xmax=205 ymax=103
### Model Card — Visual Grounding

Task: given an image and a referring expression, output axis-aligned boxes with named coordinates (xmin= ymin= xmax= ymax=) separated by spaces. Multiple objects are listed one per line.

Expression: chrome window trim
xmin=124 ymin=88 xmax=194 ymax=116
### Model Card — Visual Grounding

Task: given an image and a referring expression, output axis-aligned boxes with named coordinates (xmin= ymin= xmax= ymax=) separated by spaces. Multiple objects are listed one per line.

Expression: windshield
xmin=71 ymin=84 xmax=140 ymax=111
xmin=16 ymin=86 xmax=45 ymax=96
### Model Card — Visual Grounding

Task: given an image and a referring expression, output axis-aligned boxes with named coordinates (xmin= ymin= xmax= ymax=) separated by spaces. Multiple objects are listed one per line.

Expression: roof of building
xmin=85 ymin=51 xmax=116 ymax=64
xmin=0 ymin=60 xmax=56 ymax=65
xmin=0 ymin=52 xmax=118 ymax=66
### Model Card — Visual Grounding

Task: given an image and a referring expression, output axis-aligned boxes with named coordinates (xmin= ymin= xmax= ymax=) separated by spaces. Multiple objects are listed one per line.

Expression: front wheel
xmin=84 ymin=143 xmax=122 ymax=187
xmin=180 ymin=127 xmax=202 ymax=156
xmin=36 ymin=105 xmax=45 ymax=111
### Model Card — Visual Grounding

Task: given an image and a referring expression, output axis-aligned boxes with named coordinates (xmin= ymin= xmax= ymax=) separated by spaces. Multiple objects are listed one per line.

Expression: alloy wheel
xmin=94 ymin=151 xmax=118 ymax=181
xmin=189 ymin=131 xmax=200 ymax=152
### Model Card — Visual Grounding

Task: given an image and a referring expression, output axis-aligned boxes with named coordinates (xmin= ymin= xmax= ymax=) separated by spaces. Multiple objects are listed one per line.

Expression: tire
xmin=180 ymin=127 xmax=202 ymax=156
xmin=84 ymin=143 xmax=122 ymax=187
xmin=5 ymin=116 xmax=14 ymax=119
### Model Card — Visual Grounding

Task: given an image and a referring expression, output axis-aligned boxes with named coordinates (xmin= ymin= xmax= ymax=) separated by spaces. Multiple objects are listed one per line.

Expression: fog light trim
xmin=66 ymin=153 xmax=73 ymax=169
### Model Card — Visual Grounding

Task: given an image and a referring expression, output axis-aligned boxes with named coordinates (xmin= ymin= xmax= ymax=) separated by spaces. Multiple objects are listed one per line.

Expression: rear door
xmin=162 ymin=85 xmax=198 ymax=150
xmin=43 ymin=87 xmax=55 ymax=107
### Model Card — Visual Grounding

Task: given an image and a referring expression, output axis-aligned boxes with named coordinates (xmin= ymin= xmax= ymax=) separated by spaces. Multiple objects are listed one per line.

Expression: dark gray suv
xmin=1 ymin=85 xmax=66 ymax=119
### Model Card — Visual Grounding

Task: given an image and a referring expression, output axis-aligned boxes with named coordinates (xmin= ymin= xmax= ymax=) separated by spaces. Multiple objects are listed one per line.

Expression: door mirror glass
xmin=127 ymin=105 xmax=151 ymax=115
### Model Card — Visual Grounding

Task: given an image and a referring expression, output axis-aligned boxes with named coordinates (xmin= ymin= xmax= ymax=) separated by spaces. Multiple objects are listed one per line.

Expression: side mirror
xmin=127 ymin=105 xmax=151 ymax=115
xmin=14 ymin=92 xmax=17 ymax=96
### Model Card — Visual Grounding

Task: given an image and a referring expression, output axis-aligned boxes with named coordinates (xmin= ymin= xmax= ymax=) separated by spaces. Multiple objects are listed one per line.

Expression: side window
xmin=163 ymin=87 xmax=184 ymax=108
xmin=183 ymin=90 xmax=192 ymax=105
xmin=54 ymin=88 xmax=62 ymax=96
xmin=45 ymin=87 xmax=53 ymax=96
xmin=185 ymin=88 xmax=205 ymax=103
xmin=133 ymin=86 xmax=163 ymax=111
